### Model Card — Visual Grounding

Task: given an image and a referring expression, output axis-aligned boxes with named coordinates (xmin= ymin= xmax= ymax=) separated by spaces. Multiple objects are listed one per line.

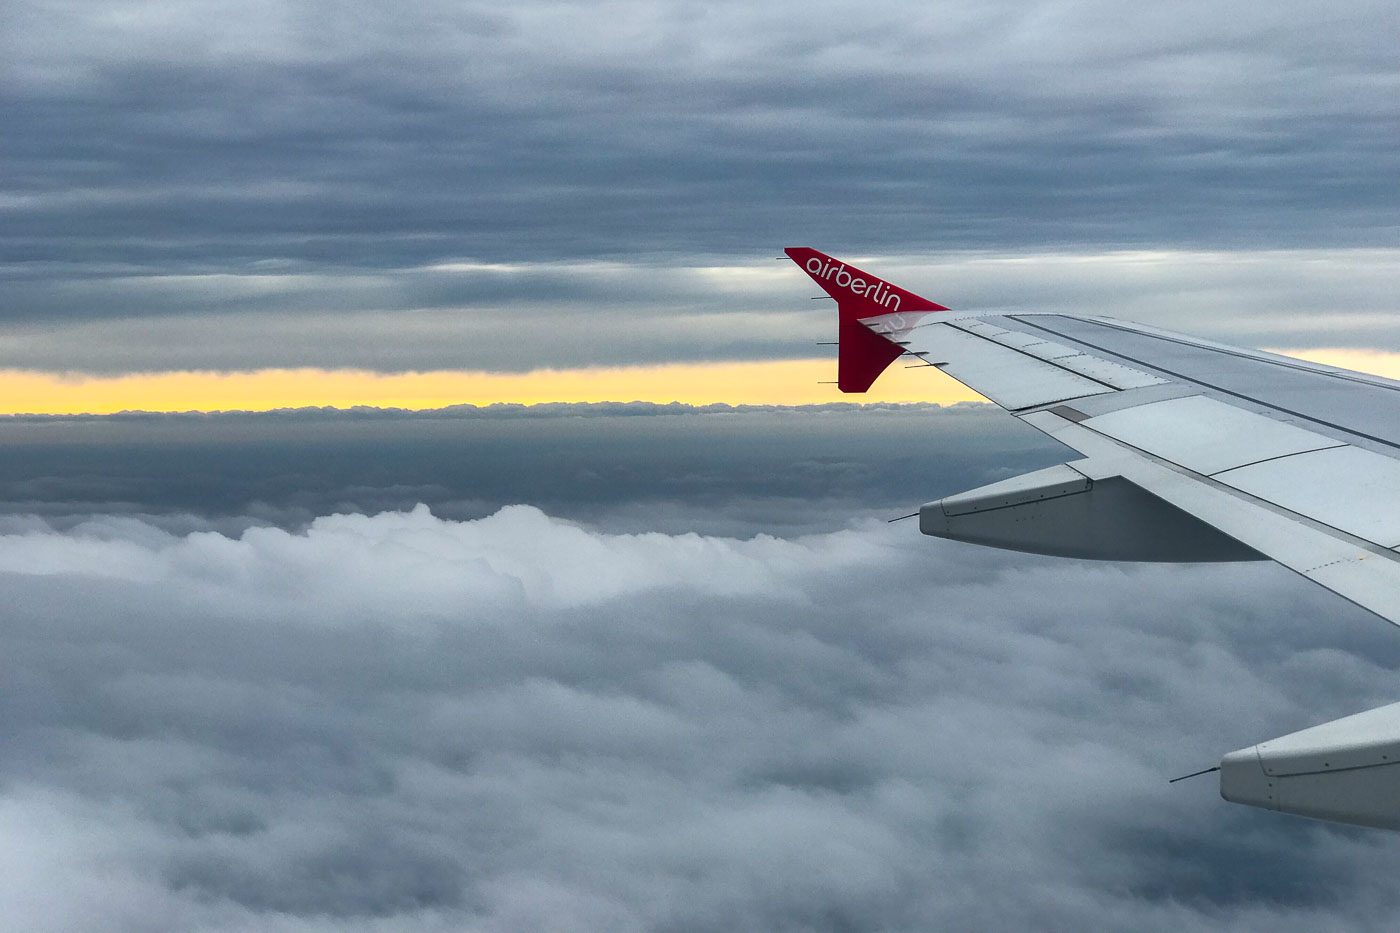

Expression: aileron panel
xmin=899 ymin=323 xmax=1114 ymax=410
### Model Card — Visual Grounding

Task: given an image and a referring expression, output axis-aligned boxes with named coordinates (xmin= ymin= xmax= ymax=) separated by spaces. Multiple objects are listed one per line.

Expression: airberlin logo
xmin=805 ymin=257 xmax=902 ymax=311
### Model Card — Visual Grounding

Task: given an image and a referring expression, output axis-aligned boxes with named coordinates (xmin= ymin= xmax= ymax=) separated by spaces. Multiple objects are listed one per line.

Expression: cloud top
xmin=3 ymin=503 xmax=1400 ymax=930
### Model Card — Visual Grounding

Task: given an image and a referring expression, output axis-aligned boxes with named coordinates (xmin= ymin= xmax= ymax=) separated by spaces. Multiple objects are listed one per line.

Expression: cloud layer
xmin=3 ymin=502 xmax=1400 ymax=931
xmin=3 ymin=250 xmax=1400 ymax=376
xmin=6 ymin=0 xmax=1395 ymax=263
xmin=3 ymin=1 xmax=1396 ymax=374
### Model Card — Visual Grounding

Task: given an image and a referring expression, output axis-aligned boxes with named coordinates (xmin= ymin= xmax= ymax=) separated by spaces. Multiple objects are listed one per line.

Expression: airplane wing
xmin=787 ymin=246 xmax=1400 ymax=831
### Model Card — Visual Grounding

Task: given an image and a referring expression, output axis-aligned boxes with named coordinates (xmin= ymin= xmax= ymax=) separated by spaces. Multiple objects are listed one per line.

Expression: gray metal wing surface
xmin=869 ymin=310 xmax=1400 ymax=628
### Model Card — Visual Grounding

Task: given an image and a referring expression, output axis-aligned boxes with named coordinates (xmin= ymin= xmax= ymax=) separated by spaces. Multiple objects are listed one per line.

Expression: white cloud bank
xmin=1 ymin=505 xmax=1399 ymax=931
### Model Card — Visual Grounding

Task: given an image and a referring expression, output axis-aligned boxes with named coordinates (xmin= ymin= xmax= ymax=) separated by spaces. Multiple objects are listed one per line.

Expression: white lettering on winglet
xmin=804 ymin=256 xmax=901 ymax=311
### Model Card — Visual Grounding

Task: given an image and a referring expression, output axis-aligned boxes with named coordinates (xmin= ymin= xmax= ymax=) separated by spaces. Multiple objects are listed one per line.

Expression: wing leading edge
xmin=787 ymin=247 xmax=1400 ymax=832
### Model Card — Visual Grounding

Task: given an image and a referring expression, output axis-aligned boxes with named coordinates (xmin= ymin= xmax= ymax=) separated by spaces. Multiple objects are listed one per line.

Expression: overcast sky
xmin=3 ymin=0 xmax=1397 ymax=374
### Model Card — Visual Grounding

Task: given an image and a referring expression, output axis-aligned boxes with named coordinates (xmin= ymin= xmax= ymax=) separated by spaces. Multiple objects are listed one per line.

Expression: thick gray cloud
xmin=2 ymin=1 xmax=1396 ymax=373
xmin=2 ymin=502 xmax=1400 ymax=932
xmin=2 ymin=403 xmax=1399 ymax=929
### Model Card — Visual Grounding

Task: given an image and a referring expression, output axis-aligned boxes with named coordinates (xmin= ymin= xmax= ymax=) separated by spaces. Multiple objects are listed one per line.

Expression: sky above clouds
xmin=2 ymin=0 xmax=1397 ymax=390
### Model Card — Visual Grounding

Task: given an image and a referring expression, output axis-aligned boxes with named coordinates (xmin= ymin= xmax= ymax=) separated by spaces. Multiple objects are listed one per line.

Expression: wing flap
xmin=1048 ymin=354 xmax=1167 ymax=390
xmin=1021 ymin=409 xmax=1400 ymax=626
xmin=942 ymin=318 xmax=1169 ymax=389
xmin=891 ymin=322 xmax=1115 ymax=410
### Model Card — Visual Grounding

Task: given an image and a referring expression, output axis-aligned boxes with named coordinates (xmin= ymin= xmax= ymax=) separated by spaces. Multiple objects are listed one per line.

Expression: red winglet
xmin=785 ymin=247 xmax=948 ymax=393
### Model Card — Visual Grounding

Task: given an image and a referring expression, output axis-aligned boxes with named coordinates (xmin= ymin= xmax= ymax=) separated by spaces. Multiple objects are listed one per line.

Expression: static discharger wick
xmin=1168 ymin=766 xmax=1220 ymax=784
xmin=888 ymin=512 xmax=920 ymax=523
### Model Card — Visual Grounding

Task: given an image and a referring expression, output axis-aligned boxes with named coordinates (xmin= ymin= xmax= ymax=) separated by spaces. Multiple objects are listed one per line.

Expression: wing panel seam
xmin=1204 ymin=443 xmax=1349 ymax=476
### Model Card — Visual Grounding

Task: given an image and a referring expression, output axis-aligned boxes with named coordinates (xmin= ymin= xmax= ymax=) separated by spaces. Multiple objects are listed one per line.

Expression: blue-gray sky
xmin=2 ymin=0 xmax=1397 ymax=374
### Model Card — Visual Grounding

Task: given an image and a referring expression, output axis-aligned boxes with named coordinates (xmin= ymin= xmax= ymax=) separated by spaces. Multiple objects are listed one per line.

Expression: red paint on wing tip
xmin=836 ymin=324 xmax=907 ymax=393
xmin=783 ymin=247 xmax=948 ymax=393
xmin=784 ymin=247 xmax=948 ymax=321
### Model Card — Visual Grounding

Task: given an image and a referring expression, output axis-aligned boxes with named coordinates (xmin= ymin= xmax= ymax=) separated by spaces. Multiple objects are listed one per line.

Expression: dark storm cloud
xmin=3 ymin=503 xmax=1400 ymax=931
xmin=2 ymin=1 xmax=1397 ymax=373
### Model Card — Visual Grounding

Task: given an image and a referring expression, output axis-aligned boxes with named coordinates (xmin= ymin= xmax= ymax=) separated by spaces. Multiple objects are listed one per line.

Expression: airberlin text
xmin=805 ymin=257 xmax=901 ymax=311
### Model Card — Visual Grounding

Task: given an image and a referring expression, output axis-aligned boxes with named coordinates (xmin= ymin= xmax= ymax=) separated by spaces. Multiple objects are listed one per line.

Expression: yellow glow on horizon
xmin=1268 ymin=347 xmax=1400 ymax=381
xmin=0 ymin=359 xmax=984 ymax=415
xmin=8 ymin=346 xmax=1393 ymax=416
